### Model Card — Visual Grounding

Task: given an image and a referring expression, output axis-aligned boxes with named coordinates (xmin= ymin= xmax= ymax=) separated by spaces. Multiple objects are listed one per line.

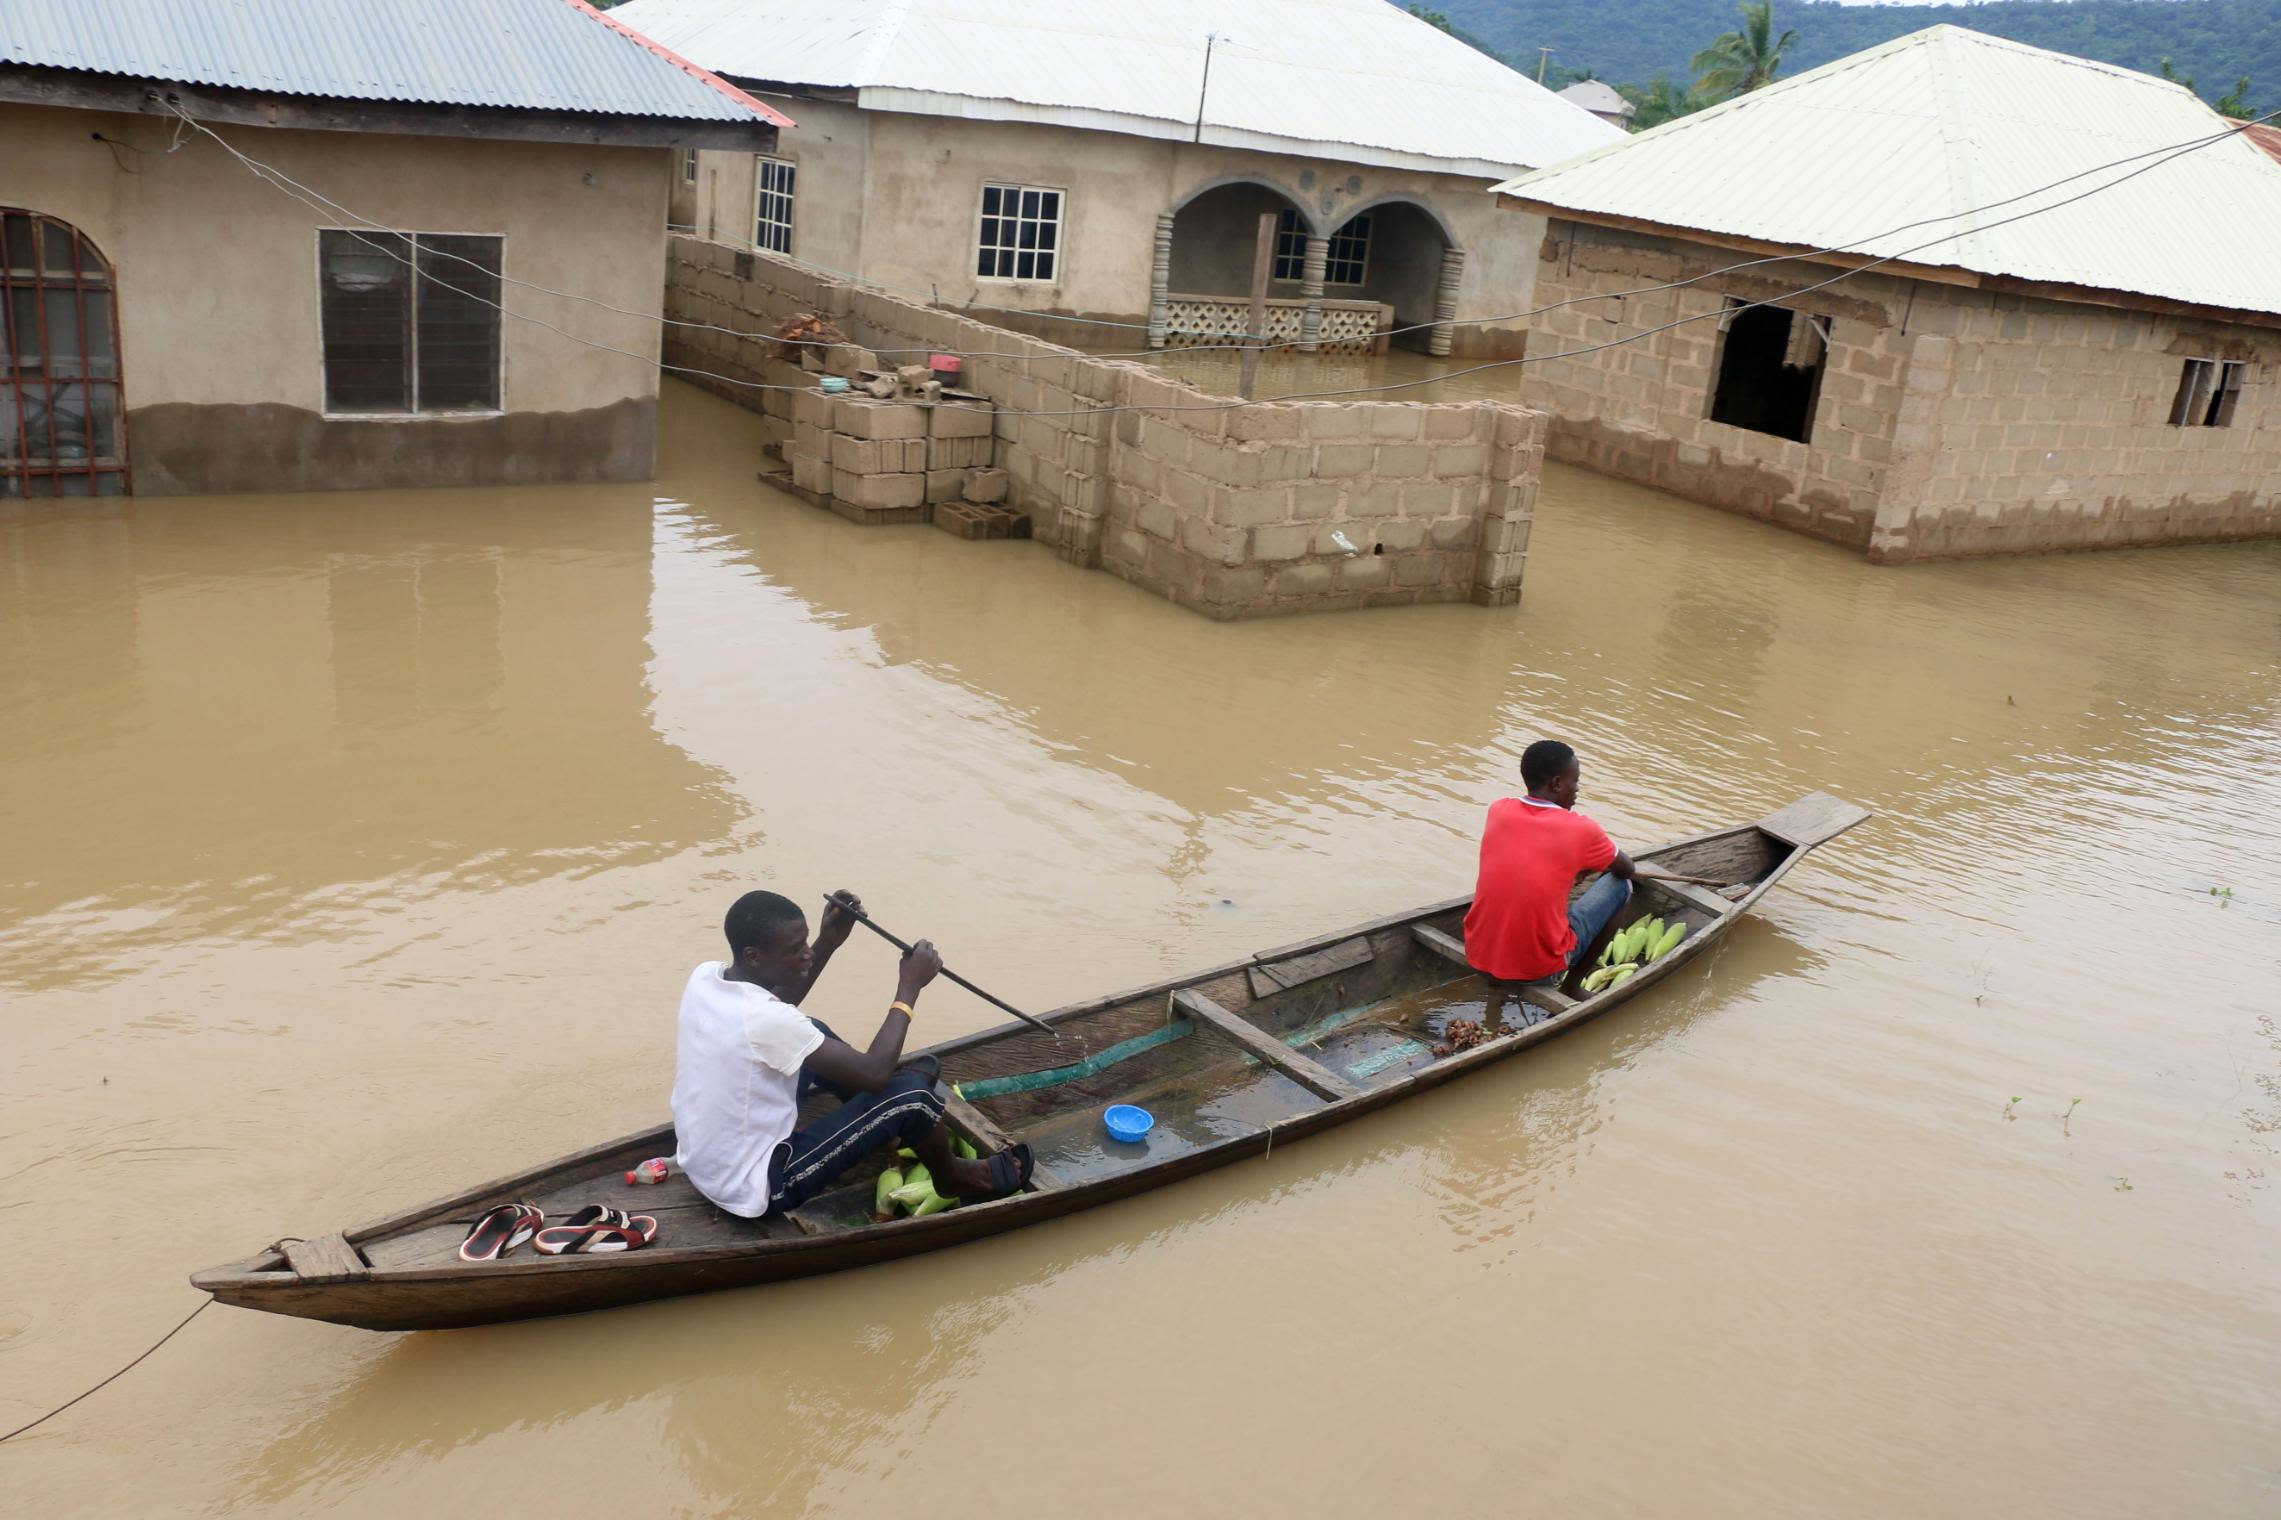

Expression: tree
xmin=1620 ymin=73 xmax=1709 ymax=129
xmin=1691 ymin=0 xmax=1799 ymax=99
xmin=2213 ymin=74 xmax=2255 ymax=114
xmin=1403 ymin=5 xmax=1506 ymax=60
xmin=2159 ymin=55 xmax=2196 ymax=92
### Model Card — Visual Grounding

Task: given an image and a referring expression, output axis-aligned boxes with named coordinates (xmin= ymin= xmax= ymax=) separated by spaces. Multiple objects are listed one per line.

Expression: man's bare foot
xmin=934 ymin=1153 xmax=998 ymax=1198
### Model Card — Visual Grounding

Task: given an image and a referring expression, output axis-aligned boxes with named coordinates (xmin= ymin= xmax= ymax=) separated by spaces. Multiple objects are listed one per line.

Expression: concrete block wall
xmin=1868 ymin=285 xmax=2281 ymax=561
xmin=664 ymin=233 xmax=1548 ymax=619
xmin=1519 ymin=222 xmax=1908 ymax=550
xmin=1522 ymin=220 xmax=2281 ymax=562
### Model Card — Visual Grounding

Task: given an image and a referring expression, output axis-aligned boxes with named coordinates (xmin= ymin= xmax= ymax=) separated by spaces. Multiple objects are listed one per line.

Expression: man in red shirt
xmin=1463 ymin=739 xmax=1638 ymax=988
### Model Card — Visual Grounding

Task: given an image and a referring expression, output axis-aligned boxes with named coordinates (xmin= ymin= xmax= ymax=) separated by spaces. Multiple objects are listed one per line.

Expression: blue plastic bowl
xmin=1104 ymin=1104 xmax=1155 ymax=1143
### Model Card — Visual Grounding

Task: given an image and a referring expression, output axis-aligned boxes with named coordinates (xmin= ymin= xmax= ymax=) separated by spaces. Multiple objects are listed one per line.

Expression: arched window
xmin=2 ymin=211 xmax=128 ymax=497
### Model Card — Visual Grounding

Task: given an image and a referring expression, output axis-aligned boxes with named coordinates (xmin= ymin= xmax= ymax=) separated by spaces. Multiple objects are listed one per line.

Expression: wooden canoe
xmin=191 ymin=791 xmax=1868 ymax=1331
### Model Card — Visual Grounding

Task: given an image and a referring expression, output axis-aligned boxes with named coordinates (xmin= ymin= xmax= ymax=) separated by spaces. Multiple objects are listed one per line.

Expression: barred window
xmin=319 ymin=230 xmax=501 ymax=415
xmin=681 ymin=147 xmax=698 ymax=184
xmin=1270 ymin=209 xmax=1370 ymax=286
xmin=976 ymin=184 xmax=1062 ymax=282
xmin=2169 ymin=358 xmax=2244 ymax=427
xmin=2 ymin=209 xmax=128 ymax=497
xmin=754 ymin=157 xmax=796 ymax=255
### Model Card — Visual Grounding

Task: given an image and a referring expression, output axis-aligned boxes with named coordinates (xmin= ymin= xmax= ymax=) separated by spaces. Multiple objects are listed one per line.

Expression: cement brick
xmin=925 ymin=467 xmax=966 ymax=505
xmin=1271 ymin=561 xmax=1335 ymax=597
xmin=963 ymin=467 xmax=1009 ymax=504
xmin=791 ymin=389 xmax=838 ymax=429
xmin=1226 ymin=407 xmax=1303 ymax=443
xmin=1314 ymin=443 xmax=1376 ymax=479
xmin=832 ymin=469 xmax=925 ymax=510
xmin=1289 ymin=483 xmax=1343 ymax=521
xmin=1373 ymin=519 xmax=1428 ymax=552
xmin=1137 ymin=498 xmax=1178 ymax=540
xmin=790 ymin=451 xmax=833 ymax=495
xmin=1367 ymin=408 xmax=1424 ymax=440
xmin=1301 ymin=407 xmax=1365 ymax=441
xmin=928 ymin=435 xmax=994 ymax=470
xmin=1423 ymin=407 xmax=1480 ymax=441
xmin=794 ymin=420 xmax=832 ymax=459
xmin=1336 ymin=554 xmax=1392 ymax=590
xmin=834 ymin=397 xmax=928 ymax=439
xmin=1214 ymin=486 xmax=1289 ymax=529
xmin=1253 ymin=523 xmax=1315 ymax=561
xmin=1374 ymin=444 xmax=1432 ymax=478
xmin=929 ymin=402 xmax=995 ymax=438
xmin=1429 ymin=515 xmax=1479 ymax=551
xmin=832 ymin=434 xmax=927 ymax=474
xmin=1181 ymin=515 xmax=1246 ymax=567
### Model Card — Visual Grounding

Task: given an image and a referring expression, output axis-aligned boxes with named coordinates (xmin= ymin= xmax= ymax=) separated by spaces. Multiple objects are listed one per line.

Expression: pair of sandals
xmin=458 ymin=1201 xmax=659 ymax=1261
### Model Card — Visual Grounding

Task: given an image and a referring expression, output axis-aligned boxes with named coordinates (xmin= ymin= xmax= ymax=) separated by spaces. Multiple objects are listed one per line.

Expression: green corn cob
xmin=1607 ymin=964 xmax=1639 ymax=987
xmin=908 ymin=1191 xmax=956 ymax=1217
xmin=1649 ymin=923 xmax=1687 ymax=961
xmin=873 ymin=1167 xmax=905 ymax=1219
xmin=888 ymin=1163 xmax=934 ymax=1211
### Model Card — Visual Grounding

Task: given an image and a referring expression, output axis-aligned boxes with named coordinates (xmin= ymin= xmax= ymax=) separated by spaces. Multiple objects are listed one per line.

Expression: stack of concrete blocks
xmin=935 ymin=465 xmax=1022 ymax=539
xmin=780 ymin=384 xmax=1002 ymax=527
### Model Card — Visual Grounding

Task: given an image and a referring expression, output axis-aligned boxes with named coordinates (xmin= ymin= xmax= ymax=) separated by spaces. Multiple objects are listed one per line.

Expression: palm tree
xmin=1691 ymin=1 xmax=1799 ymax=101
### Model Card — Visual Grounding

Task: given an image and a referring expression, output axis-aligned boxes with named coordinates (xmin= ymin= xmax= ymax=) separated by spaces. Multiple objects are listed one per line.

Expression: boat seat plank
xmin=1169 ymin=989 xmax=1363 ymax=1102
xmin=1247 ymin=935 xmax=1373 ymax=1000
xmin=1756 ymin=791 xmax=1872 ymax=849
xmin=1411 ymin=924 xmax=1473 ymax=971
xmin=285 ymin=1232 xmax=367 ymax=1282
xmin=1646 ymin=878 xmax=1739 ymax=918
xmin=942 ymin=1089 xmax=1065 ymax=1191
xmin=1523 ymin=983 xmax=1577 ymax=1014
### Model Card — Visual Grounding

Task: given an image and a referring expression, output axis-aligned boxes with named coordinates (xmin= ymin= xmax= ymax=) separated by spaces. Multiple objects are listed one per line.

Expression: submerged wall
xmin=665 ymin=234 xmax=1547 ymax=619
xmin=1519 ymin=218 xmax=2281 ymax=561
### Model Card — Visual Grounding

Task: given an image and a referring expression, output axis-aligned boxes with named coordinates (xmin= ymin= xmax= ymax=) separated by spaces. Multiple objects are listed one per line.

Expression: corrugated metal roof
xmin=1557 ymin=80 xmax=1632 ymax=119
xmin=1493 ymin=26 xmax=2281 ymax=320
xmin=0 ymin=0 xmax=791 ymax=125
xmin=608 ymin=0 xmax=1625 ymax=176
xmin=2232 ymin=117 xmax=2281 ymax=167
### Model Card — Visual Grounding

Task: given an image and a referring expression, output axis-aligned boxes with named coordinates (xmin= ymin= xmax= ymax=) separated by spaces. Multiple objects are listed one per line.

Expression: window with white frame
xmin=753 ymin=156 xmax=795 ymax=255
xmin=976 ymin=183 xmax=1062 ymax=282
xmin=2169 ymin=357 xmax=2243 ymax=427
xmin=1270 ymin=209 xmax=1370 ymax=286
xmin=681 ymin=147 xmax=698 ymax=184
xmin=318 ymin=230 xmax=502 ymax=415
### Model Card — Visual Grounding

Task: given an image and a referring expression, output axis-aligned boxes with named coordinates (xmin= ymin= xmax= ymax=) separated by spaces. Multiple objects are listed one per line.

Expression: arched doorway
xmin=1335 ymin=199 xmax=1460 ymax=355
xmin=2 ymin=210 xmax=129 ymax=497
xmin=1156 ymin=181 xmax=1311 ymax=347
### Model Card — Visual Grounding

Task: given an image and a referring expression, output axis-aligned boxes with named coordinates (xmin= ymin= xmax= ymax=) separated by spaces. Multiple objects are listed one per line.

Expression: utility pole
xmin=1536 ymin=46 xmax=1554 ymax=84
xmin=1194 ymin=33 xmax=1220 ymax=143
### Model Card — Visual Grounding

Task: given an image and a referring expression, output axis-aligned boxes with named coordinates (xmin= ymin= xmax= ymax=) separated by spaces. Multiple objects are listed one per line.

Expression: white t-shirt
xmin=670 ymin=962 xmax=825 ymax=1217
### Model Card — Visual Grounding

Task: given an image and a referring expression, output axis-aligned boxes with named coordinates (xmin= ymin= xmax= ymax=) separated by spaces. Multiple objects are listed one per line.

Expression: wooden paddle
xmin=825 ymin=893 xmax=1060 ymax=1038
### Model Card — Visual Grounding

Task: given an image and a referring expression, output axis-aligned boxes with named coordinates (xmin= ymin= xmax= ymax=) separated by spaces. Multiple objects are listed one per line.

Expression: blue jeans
xmin=1564 ymin=873 xmax=1632 ymax=972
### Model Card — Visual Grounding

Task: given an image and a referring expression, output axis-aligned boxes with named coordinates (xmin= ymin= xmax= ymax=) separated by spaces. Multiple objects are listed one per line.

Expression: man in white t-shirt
xmin=672 ymin=888 xmax=1033 ymax=1218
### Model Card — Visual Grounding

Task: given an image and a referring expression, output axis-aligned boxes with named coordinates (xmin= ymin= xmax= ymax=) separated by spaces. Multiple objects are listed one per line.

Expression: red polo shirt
xmin=1463 ymin=796 xmax=1617 ymax=981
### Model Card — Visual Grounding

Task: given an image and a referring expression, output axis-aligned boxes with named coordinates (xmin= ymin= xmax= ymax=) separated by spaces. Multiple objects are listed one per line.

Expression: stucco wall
xmin=1520 ymin=218 xmax=2281 ymax=560
xmin=4 ymin=103 xmax=666 ymax=494
xmin=691 ymin=107 xmax=1543 ymax=357
xmin=662 ymin=233 xmax=1547 ymax=619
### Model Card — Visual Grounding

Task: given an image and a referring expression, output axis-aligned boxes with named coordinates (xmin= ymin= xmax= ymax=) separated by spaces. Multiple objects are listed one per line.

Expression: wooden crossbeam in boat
xmin=285 ymin=1232 xmax=367 ymax=1282
xmin=1169 ymin=989 xmax=1364 ymax=1102
xmin=1247 ymin=935 xmax=1373 ymax=1000
xmin=1411 ymin=923 xmax=1472 ymax=970
xmin=1645 ymin=877 xmax=1741 ymax=918
xmin=942 ymin=1089 xmax=1064 ymax=1192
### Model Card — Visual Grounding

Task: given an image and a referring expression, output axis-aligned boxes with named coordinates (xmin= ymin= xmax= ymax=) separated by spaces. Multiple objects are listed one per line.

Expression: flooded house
xmin=1493 ymin=26 xmax=2281 ymax=561
xmin=0 ymin=0 xmax=785 ymax=498
xmin=609 ymin=0 xmax=1622 ymax=358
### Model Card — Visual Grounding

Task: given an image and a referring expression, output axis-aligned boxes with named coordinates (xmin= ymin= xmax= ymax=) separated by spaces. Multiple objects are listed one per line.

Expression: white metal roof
xmin=0 ymin=0 xmax=791 ymax=125
xmin=607 ymin=0 xmax=1624 ymax=177
xmin=1556 ymin=80 xmax=1632 ymax=119
xmin=1494 ymin=26 xmax=2281 ymax=320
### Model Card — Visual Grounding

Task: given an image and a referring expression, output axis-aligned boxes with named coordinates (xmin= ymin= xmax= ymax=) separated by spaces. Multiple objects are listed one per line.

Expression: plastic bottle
xmin=625 ymin=1157 xmax=671 ymax=1185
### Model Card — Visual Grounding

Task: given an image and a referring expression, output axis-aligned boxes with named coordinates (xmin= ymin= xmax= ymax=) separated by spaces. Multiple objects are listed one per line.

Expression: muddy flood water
xmin=5 ymin=379 xmax=2278 ymax=1517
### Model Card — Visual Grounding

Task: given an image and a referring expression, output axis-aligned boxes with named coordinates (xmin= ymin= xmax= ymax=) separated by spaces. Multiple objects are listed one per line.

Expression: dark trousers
xmin=765 ymin=1021 xmax=944 ymax=1213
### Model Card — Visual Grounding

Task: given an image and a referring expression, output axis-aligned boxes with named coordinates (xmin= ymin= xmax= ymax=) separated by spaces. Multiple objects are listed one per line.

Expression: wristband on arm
xmin=890 ymin=1000 xmax=914 ymax=1019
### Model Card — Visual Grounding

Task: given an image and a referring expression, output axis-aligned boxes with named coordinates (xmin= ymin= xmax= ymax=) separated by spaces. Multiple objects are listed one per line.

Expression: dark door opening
xmin=1708 ymin=302 xmax=1824 ymax=444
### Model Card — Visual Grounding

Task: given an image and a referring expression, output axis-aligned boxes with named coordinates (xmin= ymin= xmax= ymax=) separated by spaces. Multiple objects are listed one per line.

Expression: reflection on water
xmin=4 ymin=381 xmax=2279 ymax=1519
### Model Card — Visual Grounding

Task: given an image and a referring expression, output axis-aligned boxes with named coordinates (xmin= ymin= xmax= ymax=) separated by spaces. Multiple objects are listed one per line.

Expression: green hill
xmin=1441 ymin=0 xmax=2281 ymax=114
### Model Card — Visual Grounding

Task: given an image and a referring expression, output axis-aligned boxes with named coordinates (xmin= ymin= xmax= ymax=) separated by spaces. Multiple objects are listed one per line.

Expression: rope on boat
xmin=957 ymin=1020 xmax=1197 ymax=1100
xmin=0 ymin=1298 xmax=212 ymax=1444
